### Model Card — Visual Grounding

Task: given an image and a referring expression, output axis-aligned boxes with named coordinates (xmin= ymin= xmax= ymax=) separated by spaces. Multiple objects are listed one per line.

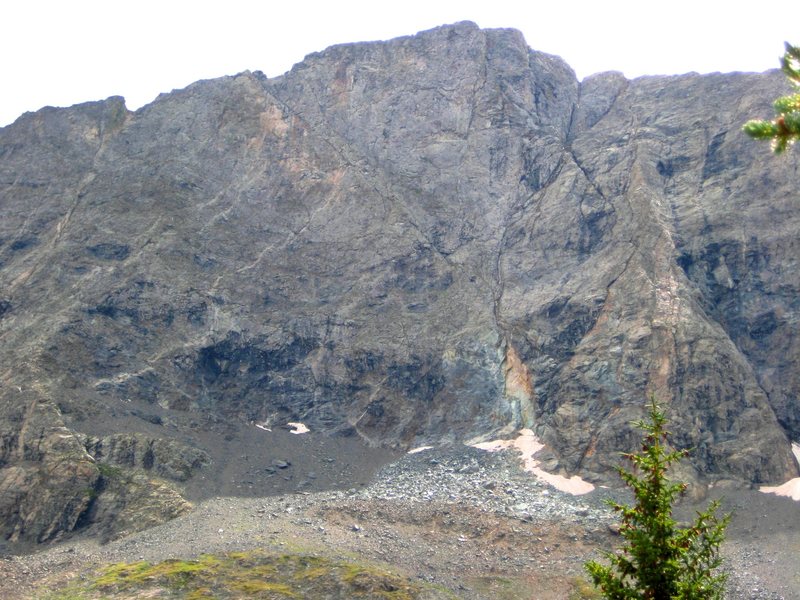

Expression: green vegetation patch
xmin=41 ymin=550 xmax=457 ymax=599
xmin=93 ymin=556 xmax=216 ymax=590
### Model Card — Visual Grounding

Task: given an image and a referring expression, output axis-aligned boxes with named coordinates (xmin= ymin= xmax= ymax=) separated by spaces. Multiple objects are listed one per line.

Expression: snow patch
xmin=472 ymin=429 xmax=595 ymax=496
xmin=408 ymin=446 xmax=434 ymax=454
xmin=255 ymin=422 xmax=272 ymax=432
xmin=760 ymin=443 xmax=800 ymax=502
xmin=761 ymin=479 xmax=800 ymax=501
xmin=287 ymin=422 xmax=310 ymax=434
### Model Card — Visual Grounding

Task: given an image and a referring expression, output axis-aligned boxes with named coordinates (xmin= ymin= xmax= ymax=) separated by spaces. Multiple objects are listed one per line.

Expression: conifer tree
xmin=743 ymin=42 xmax=800 ymax=153
xmin=585 ymin=397 xmax=730 ymax=599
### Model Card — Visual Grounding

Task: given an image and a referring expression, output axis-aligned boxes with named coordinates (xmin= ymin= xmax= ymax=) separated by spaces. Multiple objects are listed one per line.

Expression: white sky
xmin=2 ymin=0 xmax=799 ymax=127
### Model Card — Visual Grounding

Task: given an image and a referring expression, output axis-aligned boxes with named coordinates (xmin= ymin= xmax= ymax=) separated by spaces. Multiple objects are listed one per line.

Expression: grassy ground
xmin=38 ymin=550 xmax=459 ymax=600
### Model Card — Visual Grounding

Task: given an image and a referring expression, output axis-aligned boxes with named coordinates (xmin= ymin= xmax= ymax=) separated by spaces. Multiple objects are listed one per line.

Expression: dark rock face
xmin=82 ymin=433 xmax=209 ymax=481
xmin=0 ymin=391 xmax=98 ymax=544
xmin=0 ymin=22 xmax=798 ymax=543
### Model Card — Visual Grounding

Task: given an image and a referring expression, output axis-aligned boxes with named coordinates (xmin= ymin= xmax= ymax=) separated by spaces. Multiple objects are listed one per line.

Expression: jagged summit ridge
xmin=0 ymin=23 xmax=798 ymax=544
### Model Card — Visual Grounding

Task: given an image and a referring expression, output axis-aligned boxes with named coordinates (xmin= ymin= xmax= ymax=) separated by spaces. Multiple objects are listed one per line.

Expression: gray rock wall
xmin=0 ymin=21 xmax=798 ymax=542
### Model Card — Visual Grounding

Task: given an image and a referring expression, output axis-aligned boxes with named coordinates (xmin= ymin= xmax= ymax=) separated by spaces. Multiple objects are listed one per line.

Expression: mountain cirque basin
xmin=0 ymin=19 xmax=798 ymax=593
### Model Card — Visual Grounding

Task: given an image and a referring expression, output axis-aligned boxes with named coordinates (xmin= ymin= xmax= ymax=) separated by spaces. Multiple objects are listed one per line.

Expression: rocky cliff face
xmin=0 ymin=22 xmax=798 ymax=544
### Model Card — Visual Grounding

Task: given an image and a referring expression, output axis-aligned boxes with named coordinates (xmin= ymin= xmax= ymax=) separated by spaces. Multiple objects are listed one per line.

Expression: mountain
xmin=0 ymin=21 xmax=798 ymax=545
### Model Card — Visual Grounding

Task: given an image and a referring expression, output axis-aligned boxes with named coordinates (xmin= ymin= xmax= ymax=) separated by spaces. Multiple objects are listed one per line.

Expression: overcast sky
xmin=2 ymin=0 xmax=799 ymax=127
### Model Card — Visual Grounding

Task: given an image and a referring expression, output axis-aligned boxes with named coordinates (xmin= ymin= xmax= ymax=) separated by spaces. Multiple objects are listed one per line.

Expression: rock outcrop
xmin=76 ymin=464 xmax=193 ymax=543
xmin=82 ymin=433 xmax=209 ymax=482
xmin=0 ymin=390 xmax=98 ymax=544
xmin=0 ymin=22 xmax=798 ymax=543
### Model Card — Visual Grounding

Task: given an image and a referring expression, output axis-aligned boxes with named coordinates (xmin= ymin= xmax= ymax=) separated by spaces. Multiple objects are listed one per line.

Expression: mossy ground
xmin=39 ymin=550 xmax=456 ymax=599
